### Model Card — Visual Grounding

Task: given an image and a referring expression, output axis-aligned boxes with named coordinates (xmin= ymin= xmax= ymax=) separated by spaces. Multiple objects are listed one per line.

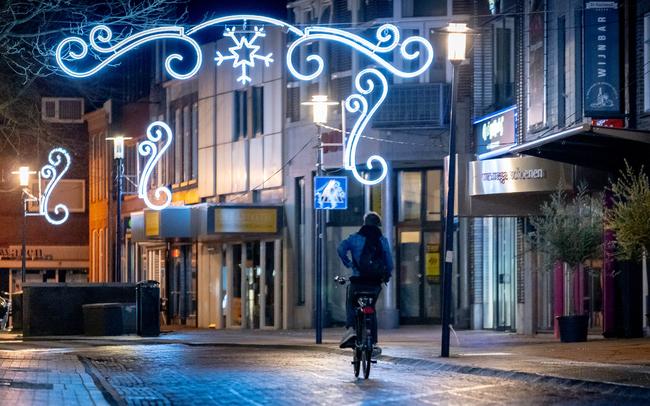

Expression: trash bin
xmin=136 ymin=280 xmax=160 ymax=337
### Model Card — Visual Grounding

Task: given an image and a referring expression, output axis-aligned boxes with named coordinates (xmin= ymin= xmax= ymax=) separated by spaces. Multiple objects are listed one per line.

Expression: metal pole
xmin=115 ymin=157 xmax=123 ymax=282
xmin=441 ymin=62 xmax=460 ymax=358
xmin=315 ymin=125 xmax=323 ymax=344
xmin=21 ymin=195 xmax=27 ymax=284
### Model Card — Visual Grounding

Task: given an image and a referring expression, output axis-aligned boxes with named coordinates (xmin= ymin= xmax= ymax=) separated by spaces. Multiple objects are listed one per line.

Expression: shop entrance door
xmin=169 ymin=245 xmax=197 ymax=326
xmin=495 ymin=218 xmax=516 ymax=330
xmin=225 ymin=240 xmax=282 ymax=329
xmin=397 ymin=229 xmax=442 ymax=323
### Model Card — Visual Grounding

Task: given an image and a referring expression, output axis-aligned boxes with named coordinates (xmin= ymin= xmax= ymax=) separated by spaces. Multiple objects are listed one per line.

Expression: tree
xmin=529 ymin=185 xmax=604 ymax=315
xmin=607 ymin=163 xmax=650 ymax=262
xmin=0 ymin=0 xmax=186 ymax=187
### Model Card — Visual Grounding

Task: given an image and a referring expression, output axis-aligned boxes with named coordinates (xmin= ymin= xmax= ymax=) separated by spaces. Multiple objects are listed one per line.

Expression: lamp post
xmin=106 ymin=135 xmax=131 ymax=282
xmin=302 ymin=95 xmax=338 ymax=344
xmin=441 ymin=22 xmax=469 ymax=358
xmin=12 ymin=166 xmax=36 ymax=284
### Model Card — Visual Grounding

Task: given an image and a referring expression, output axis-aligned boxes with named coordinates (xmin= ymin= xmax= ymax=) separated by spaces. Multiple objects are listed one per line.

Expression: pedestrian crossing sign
xmin=314 ymin=176 xmax=348 ymax=210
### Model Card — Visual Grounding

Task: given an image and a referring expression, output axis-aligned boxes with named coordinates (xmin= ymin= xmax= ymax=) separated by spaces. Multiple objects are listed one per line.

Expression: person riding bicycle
xmin=337 ymin=212 xmax=393 ymax=351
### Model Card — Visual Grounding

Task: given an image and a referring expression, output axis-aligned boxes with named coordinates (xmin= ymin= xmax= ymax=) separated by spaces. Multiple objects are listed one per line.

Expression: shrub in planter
xmin=529 ymin=185 xmax=603 ymax=342
xmin=607 ymin=163 xmax=650 ymax=334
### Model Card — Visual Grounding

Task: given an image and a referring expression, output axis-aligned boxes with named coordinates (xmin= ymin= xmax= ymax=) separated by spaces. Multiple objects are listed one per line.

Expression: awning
xmin=478 ymin=124 xmax=650 ymax=171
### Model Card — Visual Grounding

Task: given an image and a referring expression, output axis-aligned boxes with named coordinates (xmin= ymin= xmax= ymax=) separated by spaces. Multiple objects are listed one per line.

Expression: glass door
xmin=496 ymin=218 xmax=516 ymax=330
xmin=398 ymin=230 xmax=422 ymax=321
xmin=244 ymin=242 xmax=261 ymax=329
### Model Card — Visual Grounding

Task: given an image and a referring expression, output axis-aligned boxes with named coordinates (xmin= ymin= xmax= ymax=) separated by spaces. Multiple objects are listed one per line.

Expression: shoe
xmin=339 ymin=327 xmax=356 ymax=348
xmin=372 ymin=345 xmax=382 ymax=358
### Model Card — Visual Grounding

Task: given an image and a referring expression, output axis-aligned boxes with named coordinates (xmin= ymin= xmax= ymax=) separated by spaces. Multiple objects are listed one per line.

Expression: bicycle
xmin=334 ymin=275 xmax=380 ymax=379
xmin=0 ymin=291 xmax=11 ymax=331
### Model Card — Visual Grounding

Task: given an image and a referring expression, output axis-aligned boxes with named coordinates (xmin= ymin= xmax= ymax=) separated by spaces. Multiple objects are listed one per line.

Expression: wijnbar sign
xmin=584 ymin=1 xmax=621 ymax=117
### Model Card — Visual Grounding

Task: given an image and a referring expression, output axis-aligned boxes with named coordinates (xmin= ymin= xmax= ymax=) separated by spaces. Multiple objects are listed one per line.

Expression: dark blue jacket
xmin=337 ymin=227 xmax=394 ymax=279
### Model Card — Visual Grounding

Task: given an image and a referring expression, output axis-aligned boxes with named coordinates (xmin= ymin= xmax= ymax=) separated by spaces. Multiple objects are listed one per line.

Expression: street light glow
xmin=12 ymin=166 xmax=36 ymax=187
xmin=302 ymin=95 xmax=338 ymax=124
xmin=446 ymin=23 xmax=468 ymax=63
xmin=106 ymin=135 xmax=132 ymax=159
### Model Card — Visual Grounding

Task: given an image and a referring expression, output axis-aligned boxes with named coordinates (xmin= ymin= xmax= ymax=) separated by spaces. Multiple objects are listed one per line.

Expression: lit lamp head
xmin=442 ymin=23 xmax=472 ymax=65
xmin=12 ymin=166 xmax=37 ymax=187
xmin=302 ymin=95 xmax=339 ymax=124
xmin=106 ymin=135 xmax=132 ymax=159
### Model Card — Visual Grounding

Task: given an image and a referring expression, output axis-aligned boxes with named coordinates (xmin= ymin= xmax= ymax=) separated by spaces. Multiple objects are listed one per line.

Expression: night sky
xmin=187 ymin=0 xmax=290 ymax=22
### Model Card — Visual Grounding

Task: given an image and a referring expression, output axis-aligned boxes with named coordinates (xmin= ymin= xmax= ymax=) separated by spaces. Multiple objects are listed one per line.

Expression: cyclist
xmin=336 ymin=212 xmax=393 ymax=353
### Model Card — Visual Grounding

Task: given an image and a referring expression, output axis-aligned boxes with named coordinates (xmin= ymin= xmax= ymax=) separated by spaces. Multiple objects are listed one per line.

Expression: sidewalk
xmin=7 ymin=326 xmax=650 ymax=391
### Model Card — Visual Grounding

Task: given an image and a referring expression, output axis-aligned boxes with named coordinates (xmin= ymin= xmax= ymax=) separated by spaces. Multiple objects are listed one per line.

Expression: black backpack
xmin=355 ymin=236 xmax=389 ymax=283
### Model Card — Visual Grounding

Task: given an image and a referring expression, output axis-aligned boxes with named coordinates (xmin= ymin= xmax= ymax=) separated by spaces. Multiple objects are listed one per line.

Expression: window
xmin=494 ymin=22 xmax=514 ymax=107
xmin=644 ymin=14 xmax=650 ymax=112
xmin=192 ymin=102 xmax=198 ymax=179
xmin=429 ymin=31 xmax=447 ymax=83
xmin=286 ymin=83 xmax=300 ymax=122
xmin=41 ymin=97 xmax=84 ymax=123
xmin=174 ymin=108 xmax=182 ymax=184
xmin=575 ymin=10 xmax=583 ymax=120
xmin=402 ymin=29 xmax=420 ymax=80
xmin=252 ymin=86 xmax=264 ymax=136
xmin=295 ymin=177 xmax=305 ymax=305
xmin=426 ymin=170 xmax=442 ymax=221
xmin=557 ymin=16 xmax=566 ymax=127
xmin=183 ymin=105 xmax=191 ymax=181
xmin=403 ymin=0 xmax=447 ymax=17
xmin=233 ymin=90 xmax=247 ymax=140
xmin=398 ymin=171 xmax=422 ymax=222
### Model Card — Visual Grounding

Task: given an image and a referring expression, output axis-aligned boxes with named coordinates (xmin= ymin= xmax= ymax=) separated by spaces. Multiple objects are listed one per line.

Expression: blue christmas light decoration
xmin=55 ymin=15 xmax=434 ymax=186
xmin=39 ymin=147 xmax=71 ymax=225
xmin=138 ymin=121 xmax=173 ymax=211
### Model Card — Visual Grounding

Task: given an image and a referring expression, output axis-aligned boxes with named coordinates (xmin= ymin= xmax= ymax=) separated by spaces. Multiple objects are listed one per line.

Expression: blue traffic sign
xmin=314 ymin=176 xmax=348 ymax=210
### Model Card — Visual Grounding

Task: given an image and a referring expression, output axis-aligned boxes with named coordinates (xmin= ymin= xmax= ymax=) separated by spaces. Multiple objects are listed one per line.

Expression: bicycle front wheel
xmin=362 ymin=348 xmax=371 ymax=379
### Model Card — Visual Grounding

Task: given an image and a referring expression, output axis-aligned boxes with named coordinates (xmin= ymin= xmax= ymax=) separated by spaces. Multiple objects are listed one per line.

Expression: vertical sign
xmin=584 ymin=1 xmax=621 ymax=117
xmin=528 ymin=0 xmax=546 ymax=131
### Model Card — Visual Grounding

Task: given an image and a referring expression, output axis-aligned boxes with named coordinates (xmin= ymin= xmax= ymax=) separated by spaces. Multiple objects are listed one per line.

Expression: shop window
xmin=403 ymin=0 xmax=447 ymax=17
xmin=398 ymin=171 xmax=422 ymax=222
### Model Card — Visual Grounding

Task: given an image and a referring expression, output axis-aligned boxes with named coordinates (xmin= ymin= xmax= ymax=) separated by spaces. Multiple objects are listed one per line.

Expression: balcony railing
xmin=371 ymin=83 xmax=450 ymax=129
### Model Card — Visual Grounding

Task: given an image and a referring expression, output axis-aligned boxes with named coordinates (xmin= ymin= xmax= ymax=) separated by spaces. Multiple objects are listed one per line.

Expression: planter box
xmin=557 ymin=315 xmax=589 ymax=343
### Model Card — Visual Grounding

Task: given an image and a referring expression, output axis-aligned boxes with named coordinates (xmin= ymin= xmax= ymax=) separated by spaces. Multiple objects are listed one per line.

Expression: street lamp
xmin=106 ymin=135 xmax=132 ymax=282
xmin=440 ymin=22 xmax=470 ymax=358
xmin=11 ymin=166 xmax=36 ymax=284
xmin=302 ymin=95 xmax=337 ymax=344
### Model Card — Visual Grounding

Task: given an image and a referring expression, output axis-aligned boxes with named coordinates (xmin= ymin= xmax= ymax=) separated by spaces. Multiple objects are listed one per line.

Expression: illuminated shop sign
xmin=473 ymin=105 xmax=517 ymax=155
xmin=55 ymin=15 xmax=433 ymax=187
xmin=207 ymin=206 xmax=282 ymax=234
xmin=584 ymin=1 xmax=621 ymax=117
xmin=469 ymin=156 xmax=573 ymax=196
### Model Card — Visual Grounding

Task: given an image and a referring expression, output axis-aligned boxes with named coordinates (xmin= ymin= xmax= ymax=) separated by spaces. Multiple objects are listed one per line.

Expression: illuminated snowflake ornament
xmin=214 ymin=26 xmax=274 ymax=85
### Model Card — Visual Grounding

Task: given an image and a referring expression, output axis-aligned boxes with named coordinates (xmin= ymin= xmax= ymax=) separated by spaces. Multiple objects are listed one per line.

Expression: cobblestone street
xmin=1 ymin=341 xmax=648 ymax=405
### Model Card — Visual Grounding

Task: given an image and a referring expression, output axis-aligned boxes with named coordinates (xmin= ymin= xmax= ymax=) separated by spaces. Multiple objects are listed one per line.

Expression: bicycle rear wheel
xmin=353 ymin=348 xmax=361 ymax=377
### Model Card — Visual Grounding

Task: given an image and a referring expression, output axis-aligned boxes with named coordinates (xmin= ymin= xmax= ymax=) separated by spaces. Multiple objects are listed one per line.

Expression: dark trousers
xmin=346 ymin=282 xmax=382 ymax=343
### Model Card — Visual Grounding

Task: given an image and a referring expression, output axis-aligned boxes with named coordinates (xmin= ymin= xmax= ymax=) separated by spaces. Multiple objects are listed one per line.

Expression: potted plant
xmin=530 ymin=185 xmax=604 ymax=342
xmin=606 ymin=163 xmax=650 ymax=336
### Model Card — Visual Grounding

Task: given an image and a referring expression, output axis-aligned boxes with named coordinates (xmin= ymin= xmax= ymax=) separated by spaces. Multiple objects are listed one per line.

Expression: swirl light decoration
xmin=138 ymin=121 xmax=173 ymax=210
xmin=39 ymin=148 xmax=71 ymax=225
xmin=55 ymin=15 xmax=433 ymax=186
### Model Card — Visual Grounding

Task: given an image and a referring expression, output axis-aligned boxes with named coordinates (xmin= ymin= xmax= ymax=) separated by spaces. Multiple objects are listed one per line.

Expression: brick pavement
xmin=0 ymin=349 xmax=108 ymax=405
